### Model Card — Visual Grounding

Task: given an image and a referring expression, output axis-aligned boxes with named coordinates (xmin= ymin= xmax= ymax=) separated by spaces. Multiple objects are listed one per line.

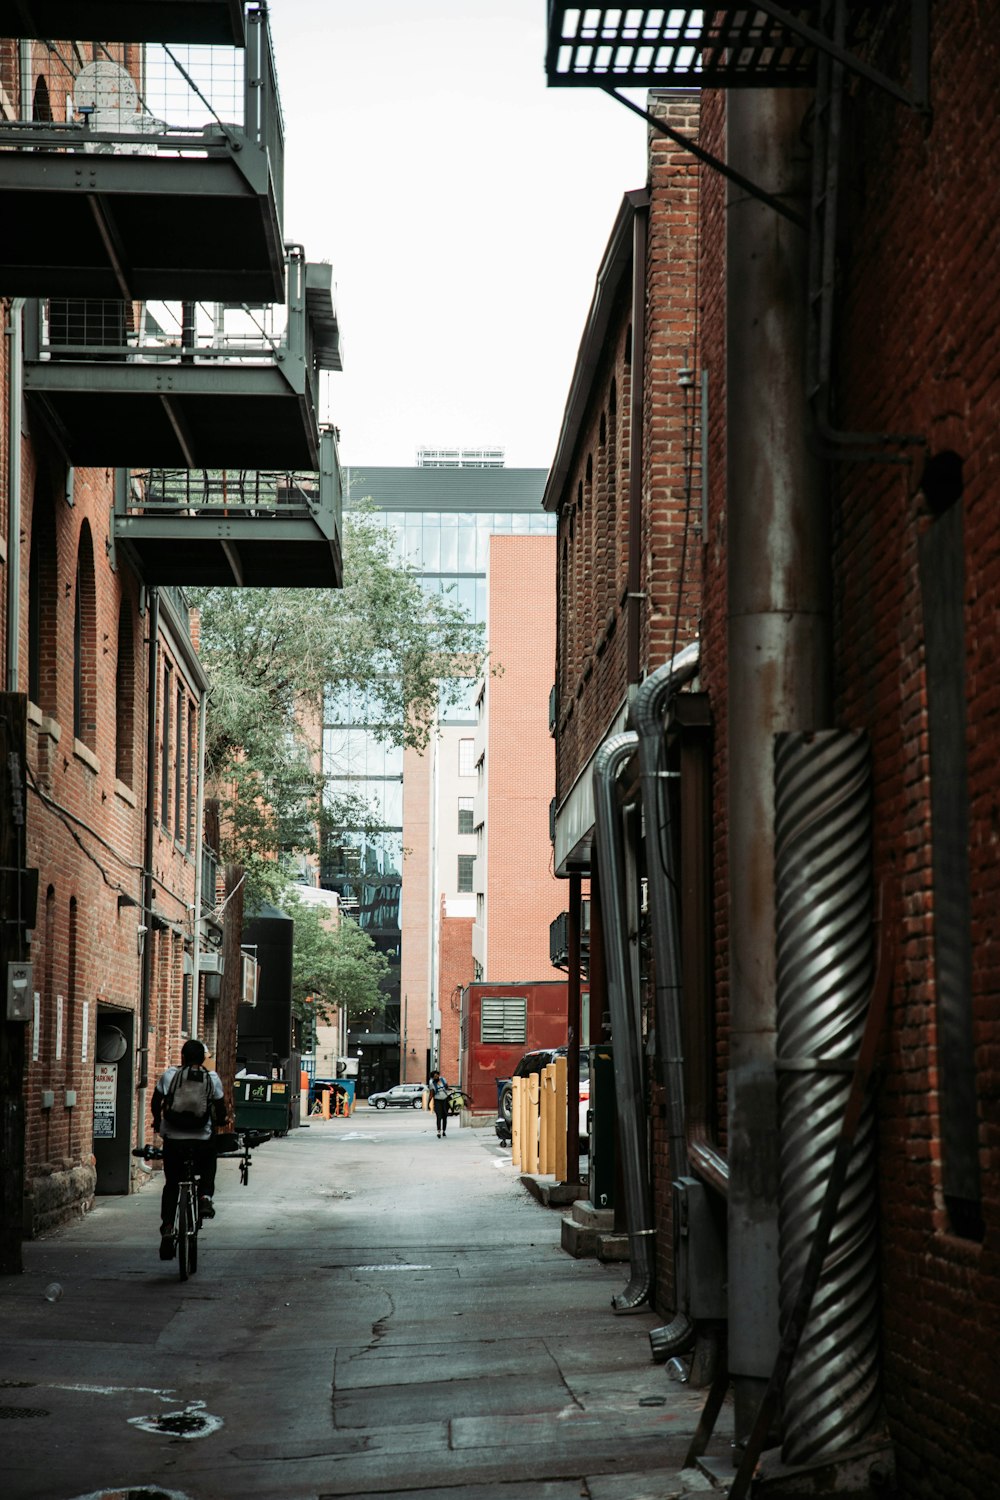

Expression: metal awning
xmin=8 ymin=1 xmax=246 ymax=44
xmin=306 ymin=262 xmax=344 ymax=373
xmin=111 ymin=429 xmax=344 ymax=589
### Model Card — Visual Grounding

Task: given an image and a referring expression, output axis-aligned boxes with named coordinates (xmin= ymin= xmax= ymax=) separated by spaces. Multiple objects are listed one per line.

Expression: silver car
xmin=368 ymin=1083 xmax=426 ymax=1110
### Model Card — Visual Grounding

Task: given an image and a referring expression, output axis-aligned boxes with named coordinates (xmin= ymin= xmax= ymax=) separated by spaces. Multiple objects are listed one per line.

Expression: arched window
xmin=115 ymin=598 xmax=136 ymax=787
xmin=73 ymin=522 xmax=98 ymax=748
xmin=32 ymin=76 xmax=52 ymax=122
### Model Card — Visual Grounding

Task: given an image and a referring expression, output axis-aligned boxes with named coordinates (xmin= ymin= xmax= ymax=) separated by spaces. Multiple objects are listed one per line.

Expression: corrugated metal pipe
xmin=593 ymin=730 xmax=654 ymax=1312
xmin=774 ymin=730 xmax=881 ymax=1464
xmin=632 ymin=640 xmax=701 ymax=1358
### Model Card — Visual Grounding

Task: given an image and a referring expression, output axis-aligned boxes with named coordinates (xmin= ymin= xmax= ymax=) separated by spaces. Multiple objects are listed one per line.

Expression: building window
xmin=73 ymin=524 xmax=98 ymax=747
xmin=458 ymin=797 xmax=474 ymax=834
xmin=161 ymin=661 xmax=173 ymax=827
xmin=458 ymin=738 xmax=475 ymax=777
xmin=174 ymin=686 xmax=184 ymax=839
xmin=457 ymin=854 xmax=475 ymax=892
xmin=481 ymin=996 xmax=527 ymax=1045
xmin=115 ymin=601 xmax=135 ymax=787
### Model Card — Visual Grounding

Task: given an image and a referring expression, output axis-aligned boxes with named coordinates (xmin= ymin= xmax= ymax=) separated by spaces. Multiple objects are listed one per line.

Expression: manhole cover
xmin=0 ymin=1405 xmax=49 ymax=1418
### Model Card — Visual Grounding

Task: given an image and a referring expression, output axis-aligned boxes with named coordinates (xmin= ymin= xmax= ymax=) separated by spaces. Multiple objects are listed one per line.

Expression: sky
xmin=266 ymin=0 xmax=648 ymax=471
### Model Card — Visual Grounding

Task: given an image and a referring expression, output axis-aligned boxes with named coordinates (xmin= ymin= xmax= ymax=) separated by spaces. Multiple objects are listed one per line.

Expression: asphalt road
xmin=0 ymin=1108 xmax=727 ymax=1500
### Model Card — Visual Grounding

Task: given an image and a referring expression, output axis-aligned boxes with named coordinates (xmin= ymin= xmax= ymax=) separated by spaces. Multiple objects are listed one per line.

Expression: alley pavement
xmin=0 ymin=1109 xmax=731 ymax=1500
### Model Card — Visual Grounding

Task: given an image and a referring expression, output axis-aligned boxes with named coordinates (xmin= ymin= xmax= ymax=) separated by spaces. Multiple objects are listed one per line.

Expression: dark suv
xmin=495 ymin=1046 xmax=590 ymax=1148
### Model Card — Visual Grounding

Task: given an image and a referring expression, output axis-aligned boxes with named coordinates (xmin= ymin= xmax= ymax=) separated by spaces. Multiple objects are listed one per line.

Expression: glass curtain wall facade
xmin=321 ymin=466 xmax=553 ymax=1090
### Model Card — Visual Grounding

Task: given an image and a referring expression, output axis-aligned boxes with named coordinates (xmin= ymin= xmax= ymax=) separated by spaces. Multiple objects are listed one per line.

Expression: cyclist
xmin=152 ymin=1038 xmax=226 ymax=1250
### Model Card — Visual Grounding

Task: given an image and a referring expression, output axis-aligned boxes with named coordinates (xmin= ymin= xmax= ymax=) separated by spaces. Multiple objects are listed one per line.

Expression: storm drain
xmin=127 ymin=1403 xmax=222 ymax=1439
xmin=72 ymin=1490 xmax=195 ymax=1500
xmin=0 ymin=1405 xmax=49 ymax=1418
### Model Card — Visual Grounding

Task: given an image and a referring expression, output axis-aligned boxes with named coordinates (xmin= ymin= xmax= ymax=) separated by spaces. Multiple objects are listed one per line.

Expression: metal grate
xmin=545 ymin=4 xmax=849 ymax=88
xmin=480 ymin=996 xmax=528 ymax=1045
xmin=0 ymin=1405 xmax=50 ymax=1418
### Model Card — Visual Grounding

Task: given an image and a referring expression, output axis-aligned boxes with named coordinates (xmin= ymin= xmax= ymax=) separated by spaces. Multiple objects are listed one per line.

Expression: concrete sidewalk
xmin=0 ymin=1112 xmax=731 ymax=1500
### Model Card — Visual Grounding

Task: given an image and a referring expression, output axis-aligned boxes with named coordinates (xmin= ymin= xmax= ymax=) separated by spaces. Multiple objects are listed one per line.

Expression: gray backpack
xmin=164 ymin=1065 xmax=213 ymax=1131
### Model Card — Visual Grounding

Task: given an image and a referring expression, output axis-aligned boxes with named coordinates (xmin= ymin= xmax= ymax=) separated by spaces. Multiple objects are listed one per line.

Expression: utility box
xmin=673 ymin=1175 xmax=727 ymax=1319
xmin=233 ymin=1077 xmax=289 ymax=1134
xmin=588 ymin=1045 xmax=616 ymax=1212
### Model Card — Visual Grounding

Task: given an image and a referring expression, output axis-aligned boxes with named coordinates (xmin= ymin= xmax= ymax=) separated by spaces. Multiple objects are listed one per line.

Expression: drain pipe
xmin=138 ymin=587 xmax=161 ymax=1090
xmin=633 ymin=640 xmax=700 ymax=1179
xmin=632 ymin=639 xmax=700 ymax=1355
xmin=593 ymin=730 xmax=654 ymax=1312
xmin=5 ymin=298 xmax=25 ymax=693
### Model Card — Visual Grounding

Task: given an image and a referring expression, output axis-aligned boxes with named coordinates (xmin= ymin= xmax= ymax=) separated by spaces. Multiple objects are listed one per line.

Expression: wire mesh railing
xmin=34 ymin=294 xmax=291 ymax=364
xmin=126 ymin=468 xmax=324 ymax=517
xmin=0 ymin=4 xmax=282 ymax=190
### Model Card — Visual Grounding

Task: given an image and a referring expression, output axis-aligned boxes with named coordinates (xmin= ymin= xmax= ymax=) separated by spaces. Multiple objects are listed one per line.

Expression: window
xmin=73 ymin=524 xmax=97 ymax=747
xmin=174 ymin=685 xmax=184 ymax=838
xmin=115 ymin=601 xmax=135 ymax=786
xmin=458 ymin=738 xmax=475 ymax=777
xmin=481 ymin=996 xmax=527 ymax=1045
xmin=457 ymin=854 xmax=475 ymax=892
xmin=161 ymin=661 xmax=173 ymax=826
xmin=458 ymin=797 xmax=474 ymax=834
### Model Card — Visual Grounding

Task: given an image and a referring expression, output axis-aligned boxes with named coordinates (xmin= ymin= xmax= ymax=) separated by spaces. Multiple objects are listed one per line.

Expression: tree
xmin=189 ymin=504 xmax=484 ymax=894
xmin=284 ymin=890 xmax=390 ymax=1034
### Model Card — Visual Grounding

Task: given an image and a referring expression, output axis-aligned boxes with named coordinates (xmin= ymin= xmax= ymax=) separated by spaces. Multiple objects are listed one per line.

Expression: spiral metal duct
xmin=774 ymin=729 xmax=880 ymax=1465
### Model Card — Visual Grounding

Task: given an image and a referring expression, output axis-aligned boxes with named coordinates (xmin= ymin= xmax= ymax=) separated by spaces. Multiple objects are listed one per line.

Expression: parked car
xmin=495 ymin=1046 xmax=590 ymax=1149
xmin=368 ymin=1083 xmax=426 ymax=1110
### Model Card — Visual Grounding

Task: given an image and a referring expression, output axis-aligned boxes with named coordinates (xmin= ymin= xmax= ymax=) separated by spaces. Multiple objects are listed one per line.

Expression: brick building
xmin=0 ymin=4 xmax=342 ymax=1254
xmin=544 ymin=8 xmax=999 ymax=1497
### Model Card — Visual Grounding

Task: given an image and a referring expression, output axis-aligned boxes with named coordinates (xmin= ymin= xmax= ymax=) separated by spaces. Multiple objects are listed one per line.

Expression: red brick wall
xmin=485 ymin=535 xmax=564 ymax=979
xmin=824 ymin=10 xmax=1000 ymax=1491
xmin=437 ymin=904 xmax=473 ymax=1086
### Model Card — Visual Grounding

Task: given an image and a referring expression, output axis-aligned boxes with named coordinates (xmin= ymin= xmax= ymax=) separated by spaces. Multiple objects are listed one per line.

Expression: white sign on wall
xmin=93 ymin=1061 xmax=117 ymax=1139
xmin=55 ymin=994 xmax=63 ymax=1060
xmin=81 ymin=1000 xmax=90 ymax=1062
xmin=32 ymin=993 xmax=40 ymax=1061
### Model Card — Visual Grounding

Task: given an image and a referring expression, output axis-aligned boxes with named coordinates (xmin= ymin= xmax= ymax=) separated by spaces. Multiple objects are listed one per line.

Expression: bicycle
xmin=133 ymin=1131 xmax=259 ymax=1281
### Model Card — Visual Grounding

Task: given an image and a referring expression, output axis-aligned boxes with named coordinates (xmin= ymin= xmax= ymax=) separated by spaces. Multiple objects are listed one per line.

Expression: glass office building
xmin=320 ymin=464 xmax=553 ymax=1087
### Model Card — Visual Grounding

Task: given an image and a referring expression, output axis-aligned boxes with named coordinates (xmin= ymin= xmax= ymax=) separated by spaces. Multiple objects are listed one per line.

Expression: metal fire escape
xmin=545 ymin=2 xmax=930 ymax=457
xmin=0 ymin=1 xmax=284 ymax=302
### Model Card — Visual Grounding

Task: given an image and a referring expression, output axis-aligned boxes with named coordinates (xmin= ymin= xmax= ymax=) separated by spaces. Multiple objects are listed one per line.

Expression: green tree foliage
xmin=284 ymin=890 xmax=390 ymax=1034
xmin=189 ymin=505 xmax=484 ymax=888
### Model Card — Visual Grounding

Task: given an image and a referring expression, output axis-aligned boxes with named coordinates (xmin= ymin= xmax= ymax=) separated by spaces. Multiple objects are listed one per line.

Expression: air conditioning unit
xmin=240 ymin=950 xmax=259 ymax=1008
xmin=200 ymin=951 xmax=225 ymax=974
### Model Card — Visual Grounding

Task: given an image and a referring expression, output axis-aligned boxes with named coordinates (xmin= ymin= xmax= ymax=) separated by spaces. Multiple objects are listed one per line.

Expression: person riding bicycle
xmin=428 ymin=1070 xmax=451 ymax=1138
xmin=152 ymin=1038 xmax=226 ymax=1247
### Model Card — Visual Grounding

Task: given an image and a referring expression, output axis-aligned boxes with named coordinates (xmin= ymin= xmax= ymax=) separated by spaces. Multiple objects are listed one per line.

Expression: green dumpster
xmin=233 ymin=1077 xmax=289 ymax=1135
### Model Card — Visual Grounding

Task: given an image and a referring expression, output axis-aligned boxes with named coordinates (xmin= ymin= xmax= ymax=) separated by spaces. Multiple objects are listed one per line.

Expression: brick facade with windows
xmin=550 ymin=15 xmax=1000 ymax=1493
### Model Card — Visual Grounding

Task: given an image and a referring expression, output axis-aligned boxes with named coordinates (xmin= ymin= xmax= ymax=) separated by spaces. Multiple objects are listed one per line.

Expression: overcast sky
xmin=267 ymin=0 xmax=647 ymax=471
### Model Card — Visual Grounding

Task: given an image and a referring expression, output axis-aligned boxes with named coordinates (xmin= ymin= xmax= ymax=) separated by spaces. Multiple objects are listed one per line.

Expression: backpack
xmin=164 ymin=1065 xmax=213 ymax=1131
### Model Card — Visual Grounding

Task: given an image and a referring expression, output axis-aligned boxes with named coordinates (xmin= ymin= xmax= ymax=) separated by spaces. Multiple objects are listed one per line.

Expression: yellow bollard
xmin=543 ymin=1063 xmax=559 ymax=1175
xmin=511 ymin=1077 xmax=522 ymax=1168
xmin=539 ymin=1065 xmax=550 ymax=1174
xmin=321 ymin=1088 xmax=330 ymax=1120
xmin=554 ymin=1054 xmax=568 ymax=1183
xmin=526 ymin=1072 xmax=540 ymax=1175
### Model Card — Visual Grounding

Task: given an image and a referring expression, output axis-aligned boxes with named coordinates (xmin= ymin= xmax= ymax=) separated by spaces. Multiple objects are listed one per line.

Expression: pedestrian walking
xmin=428 ymin=1070 xmax=451 ymax=1137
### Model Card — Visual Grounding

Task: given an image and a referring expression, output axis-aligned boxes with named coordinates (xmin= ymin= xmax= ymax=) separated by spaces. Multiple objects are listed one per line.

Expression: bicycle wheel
xmin=177 ymin=1191 xmax=193 ymax=1281
xmin=188 ymin=1197 xmax=199 ymax=1275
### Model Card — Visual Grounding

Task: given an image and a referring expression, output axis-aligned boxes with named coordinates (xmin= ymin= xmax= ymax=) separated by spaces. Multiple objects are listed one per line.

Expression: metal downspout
xmin=632 ymin=640 xmax=701 ymax=1355
xmin=632 ymin=640 xmax=700 ymax=1179
xmin=5 ymin=299 xmax=25 ymax=693
xmin=190 ymin=683 xmax=208 ymax=1022
xmin=593 ymin=730 xmax=653 ymax=1312
xmin=138 ymin=588 xmax=161 ymax=1090
xmin=626 ymin=202 xmax=648 ymax=688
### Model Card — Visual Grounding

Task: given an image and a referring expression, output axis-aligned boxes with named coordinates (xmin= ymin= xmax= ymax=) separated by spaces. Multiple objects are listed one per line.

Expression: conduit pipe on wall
xmin=632 ymin=639 xmax=700 ymax=1181
xmin=5 ymin=298 xmax=25 ymax=693
xmin=138 ymin=587 xmax=161 ymax=1090
xmin=593 ymin=729 xmax=654 ymax=1312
